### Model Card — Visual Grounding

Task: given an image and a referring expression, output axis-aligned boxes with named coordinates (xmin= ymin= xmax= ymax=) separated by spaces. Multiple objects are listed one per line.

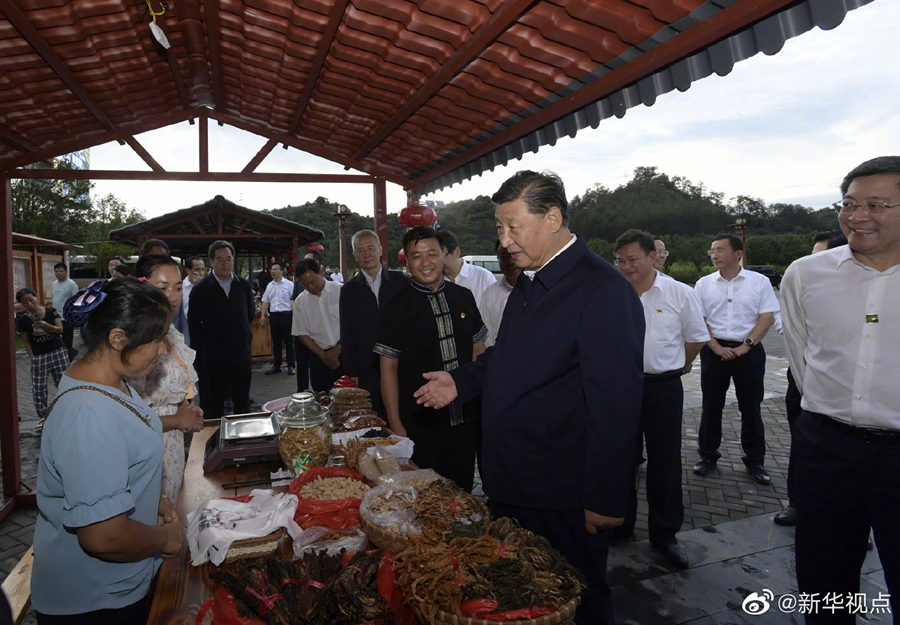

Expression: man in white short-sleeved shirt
xmin=613 ymin=230 xmax=709 ymax=569
xmin=692 ymin=234 xmax=779 ymax=485
xmin=260 ymin=262 xmax=296 ymax=375
xmin=781 ymin=156 xmax=900 ymax=614
xmin=477 ymin=241 xmax=521 ymax=347
xmin=292 ymin=257 xmax=343 ymax=391
xmin=439 ymin=230 xmax=496 ymax=307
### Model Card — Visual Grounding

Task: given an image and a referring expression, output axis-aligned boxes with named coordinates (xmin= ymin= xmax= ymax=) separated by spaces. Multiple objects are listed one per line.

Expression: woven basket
xmin=430 ymin=597 xmax=580 ymax=625
xmin=223 ymin=527 xmax=286 ymax=563
xmin=360 ymin=498 xmax=490 ymax=553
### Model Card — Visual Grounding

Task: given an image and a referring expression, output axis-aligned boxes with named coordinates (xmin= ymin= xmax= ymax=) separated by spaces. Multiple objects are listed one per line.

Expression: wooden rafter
xmin=12 ymin=169 xmax=376 ymax=183
xmin=210 ymin=111 xmax=420 ymax=191
xmin=242 ymin=138 xmax=277 ymax=173
xmin=352 ymin=0 xmax=538 ymax=161
xmin=287 ymin=0 xmax=351 ymax=137
xmin=123 ymin=136 xmax=165 ymax=172
xmin=202 ymin=0 xmax=226 ymax=112
xmin=0 ymin=125 xmax=37 ymax=154
xmin=416 ymin=0 xmax=800 ymax=186
xmin=0 ymin=0 xmax=124 ymax=144
xmin=199 ymin=115 xmax=209 ymax=173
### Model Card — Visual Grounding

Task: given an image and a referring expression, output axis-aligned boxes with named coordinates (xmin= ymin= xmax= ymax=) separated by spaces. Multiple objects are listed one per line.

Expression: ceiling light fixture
xmin=145 ymin=0 xmax=171 ymax=49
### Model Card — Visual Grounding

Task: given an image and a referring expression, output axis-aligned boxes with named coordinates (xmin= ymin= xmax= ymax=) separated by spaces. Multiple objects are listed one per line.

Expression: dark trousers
xmin=794 ymin=410 xmax=900 ymax=624
xmin=357 ymin=369 xmax=383 ymax=416
xmin=784 ymin=368 xmax=802 ymax=505
xmin=294 ymin=337 xmax=310 ymax=392
xmin=308 ymin=350 xmax=343 ymax=392
xmin=623 ymin=376 xmax=684 ymax=545
xmin=267 ymin=312 xmax=294 ymax=370
xmin=410 ymin=422 xmax=478 ymax=493
xmin=61 ymin=320 xmax=76 ymax=361
xmin=698 ymin=343 xmax=767 ymax=466
xmin=490 ymin=501 xmax=615 ymax=625
xmin=204 ymin=358 xmax=252 ymax=419
xmin=36 ymin=593 xmax=150 ymax=624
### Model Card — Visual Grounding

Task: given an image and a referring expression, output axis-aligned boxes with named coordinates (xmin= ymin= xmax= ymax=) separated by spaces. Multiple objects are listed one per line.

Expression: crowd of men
xmin=44 ymin=155 xmax=896 ymax=624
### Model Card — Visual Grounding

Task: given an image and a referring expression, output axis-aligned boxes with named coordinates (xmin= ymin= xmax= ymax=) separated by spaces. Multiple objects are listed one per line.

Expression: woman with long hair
xmin=131 ymin=254 xmax=204 ymax=506
xmin=32 ymin=278 xmax=184 ymax=623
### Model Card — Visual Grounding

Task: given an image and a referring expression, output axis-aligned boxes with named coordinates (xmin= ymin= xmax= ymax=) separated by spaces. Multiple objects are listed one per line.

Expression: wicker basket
xmin=223 ymin=527 xmax=286 ymax=563
xmin=360 ymin=498 xmax=490 ymax=553
xmin=429 ymin=597 xmax=580 ymax=625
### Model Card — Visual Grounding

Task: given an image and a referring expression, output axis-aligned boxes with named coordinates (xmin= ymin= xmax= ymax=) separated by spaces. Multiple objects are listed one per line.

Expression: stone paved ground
xmin=0 ymin=332 xmax=840 ymax=623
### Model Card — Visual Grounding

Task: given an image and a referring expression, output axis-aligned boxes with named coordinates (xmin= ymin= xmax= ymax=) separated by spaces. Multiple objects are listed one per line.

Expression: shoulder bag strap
xmin=46 ymin=385 xmax=153 ymax=429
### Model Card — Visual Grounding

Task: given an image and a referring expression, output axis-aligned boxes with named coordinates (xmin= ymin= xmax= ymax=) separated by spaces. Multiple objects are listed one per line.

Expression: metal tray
xmin=221 ymin=412 xmax=277 ymax=441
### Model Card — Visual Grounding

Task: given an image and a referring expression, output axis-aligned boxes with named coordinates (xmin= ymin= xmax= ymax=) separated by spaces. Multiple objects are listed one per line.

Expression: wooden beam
xmin=123 ymin=136 xmax=165 ymax=172
xmin=0 ymin=125 xmax=37 ymax=154
xmin=241 ymin=138 xmax=277 ymax=174
xmin=199 ymin=115 xmax=209 ymax=173
xmin=417 ymin=0 xmax=800 ymax=186
xmin=11 ymin=169 xmax=376 ymax=183
xmin=0 ymin=109 xmax=198 ymax=170
xmin=128 ymin=233 xmax=297 ymax=239
xmin=209 ymin=111 xmax=421 ymax=191
xmin=373 ymin=177 xmax=388 ymax=266
xmin=352 ymin=0 xmax=538 ymax=161
xmin=0 ymin=0 xmax=123 ymax=143
xmin=0 ymin=174 xmax=22 ymax=500
xmin=202 ymin=0 xmax=226 ymax=112
xmin=287 ymin=0 xmax=350 ymax=136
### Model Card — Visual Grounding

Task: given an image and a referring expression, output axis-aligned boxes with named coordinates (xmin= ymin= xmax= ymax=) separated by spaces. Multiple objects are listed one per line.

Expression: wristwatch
xmin=743 ymin=338 xmax=754 ymax=348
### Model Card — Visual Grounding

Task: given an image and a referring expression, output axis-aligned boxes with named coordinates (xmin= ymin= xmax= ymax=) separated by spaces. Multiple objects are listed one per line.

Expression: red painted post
xmin=0 ymin=173 xmax=22 ymax=501
xmin=373 ymin=177 xmax=388 ymax=266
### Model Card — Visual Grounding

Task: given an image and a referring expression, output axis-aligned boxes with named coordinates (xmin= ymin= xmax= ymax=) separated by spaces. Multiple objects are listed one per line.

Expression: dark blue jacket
xmin=187 ymin=273 xmax=255 ymax=365
xmin=452 ymin=236 xmax=644 ymax=516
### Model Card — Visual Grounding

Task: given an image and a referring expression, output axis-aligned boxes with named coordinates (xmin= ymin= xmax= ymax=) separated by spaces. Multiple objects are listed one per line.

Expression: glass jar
xmin=278 ymin=392 xmax=332 ymax=471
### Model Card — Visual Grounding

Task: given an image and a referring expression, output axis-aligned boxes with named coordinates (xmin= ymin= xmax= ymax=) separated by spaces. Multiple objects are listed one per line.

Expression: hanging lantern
xmin=306 ymin=243 xmax=325 ymax=255
xmin=397 ymin=204 xmax=437 ymax=228
xmin=397 ymin=248 xmax=407 ymax=266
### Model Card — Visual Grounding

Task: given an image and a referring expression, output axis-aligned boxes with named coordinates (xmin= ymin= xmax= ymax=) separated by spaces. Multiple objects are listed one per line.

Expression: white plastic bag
xmin=360 ymin=483 xmax=419 ymax=536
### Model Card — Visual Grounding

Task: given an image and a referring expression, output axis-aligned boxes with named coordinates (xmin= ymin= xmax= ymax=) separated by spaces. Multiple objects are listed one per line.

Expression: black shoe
xmin=265 ymin=367 xmax=281 ymax=375
xmin=609 ymin=526 xmax=634 ymax=544
xmin=287 ymin=366 xmax=295 ymax=375
xmin=748 ymin=464 xmax=772 ymax=485
xmin=693 ymin=458 xmax=717 ymax=475
xmin=774 ymin=506 xmax=796 ymax=526
xmin=653 ymin=542 xmax=689 ymax=569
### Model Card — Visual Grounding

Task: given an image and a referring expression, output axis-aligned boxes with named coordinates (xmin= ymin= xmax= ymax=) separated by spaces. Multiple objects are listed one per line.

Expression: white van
xmin=462 ymin=255 xmax=501 ymax=279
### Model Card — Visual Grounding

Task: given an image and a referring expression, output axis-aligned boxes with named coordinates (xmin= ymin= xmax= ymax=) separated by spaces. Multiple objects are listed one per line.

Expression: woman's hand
xmin=176 ymin=400 xmax=204 ymax=432
xmin=34 ymin=320 xmax=56 ymax=333
xmin=158 ymin=495 xmax=178 ymax=525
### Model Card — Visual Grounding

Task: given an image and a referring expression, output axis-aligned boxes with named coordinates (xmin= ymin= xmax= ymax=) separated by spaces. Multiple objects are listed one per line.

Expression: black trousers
xmin=308 ymin=350 xmax=343 ymax=392
xmin=623 ymin=376 xmax=684 ymax=544
xmin=36 ymin=593 xmax=150 ymax=624
xmin=784 ymin=367 xmax=802 ymax=505
xmin=357 ymin=368 xmax=383 ymax=416
xmin=794 ymin=410 xmax=899 ymax=624
xmin=267 ymin=311 xmax=294 ymax=369
xmin=698 ymin=343 xmax=767 ymax=466
xmin=294 ymin=337 xmax=310 ymax=392
xmin=410 ymin=422 xmax=478 ymax=493
xmin=61 ymin=320 xmax=76 ymax=361
xmin=204 ymin=358 xmax=251 ymax=419
xmin=490 ymin=501 xmax=615 ymax=625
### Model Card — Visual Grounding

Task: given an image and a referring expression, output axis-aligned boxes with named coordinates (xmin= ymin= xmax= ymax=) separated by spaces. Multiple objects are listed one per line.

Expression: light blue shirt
xmin=214 ymin=271 xmax=235 ymax=297
xmin=32 ymin=375 xmax=164 ymax=614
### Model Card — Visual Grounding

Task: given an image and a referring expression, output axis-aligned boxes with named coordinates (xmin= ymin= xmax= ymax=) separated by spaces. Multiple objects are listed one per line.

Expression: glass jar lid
xmin=282 ymin=392 xmax=329 ymax=427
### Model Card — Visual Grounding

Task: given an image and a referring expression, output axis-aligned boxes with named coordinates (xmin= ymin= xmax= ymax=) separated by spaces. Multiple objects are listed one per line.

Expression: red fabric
xmin=196 ymin=588 xmax=265 ymax=625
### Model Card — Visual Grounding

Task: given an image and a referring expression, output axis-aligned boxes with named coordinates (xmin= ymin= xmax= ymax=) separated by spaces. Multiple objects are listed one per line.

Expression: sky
xmin=90 ymin=0 xmax=899 ymax=220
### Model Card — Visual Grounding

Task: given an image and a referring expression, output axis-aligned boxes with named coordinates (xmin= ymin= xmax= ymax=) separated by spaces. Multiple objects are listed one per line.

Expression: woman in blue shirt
xmin=32 ymin=278 xmax=185 ymax=624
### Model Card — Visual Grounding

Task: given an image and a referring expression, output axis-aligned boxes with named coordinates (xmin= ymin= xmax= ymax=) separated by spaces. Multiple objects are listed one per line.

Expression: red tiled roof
xmin=0 ymin=0 xmax=870 ymax=193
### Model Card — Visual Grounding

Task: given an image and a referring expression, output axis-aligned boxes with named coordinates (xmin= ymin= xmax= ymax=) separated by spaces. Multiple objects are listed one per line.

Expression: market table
xmin=147 ymin=424 xmax=284 ymax=624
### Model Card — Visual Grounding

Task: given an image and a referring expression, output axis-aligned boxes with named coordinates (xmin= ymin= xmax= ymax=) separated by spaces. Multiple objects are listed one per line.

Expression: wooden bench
xmin=1 ymin=546 xmax=33 ymax=624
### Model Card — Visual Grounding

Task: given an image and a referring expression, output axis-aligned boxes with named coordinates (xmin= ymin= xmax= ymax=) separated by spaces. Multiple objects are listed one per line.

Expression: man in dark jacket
xmin=188 ymin=239 xmax=255 ymax=419
xmin=415 ymin=170 xmax=644 ymax=625
xmin=339 ymin=230 xmax=406 ymax=413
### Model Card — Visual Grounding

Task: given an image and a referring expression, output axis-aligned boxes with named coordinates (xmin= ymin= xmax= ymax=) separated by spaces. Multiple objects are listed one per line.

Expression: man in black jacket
xmin=188 ymin=239 xmax=256 ymax=419
xmin=415 ymin=171 xmax=644 ymax=624
xmin=339 ymin=230 xmax=406 ymax=414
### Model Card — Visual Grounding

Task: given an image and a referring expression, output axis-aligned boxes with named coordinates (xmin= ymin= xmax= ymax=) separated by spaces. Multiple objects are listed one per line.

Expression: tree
xmin=11 ymin=161 xmax=93 ymax=242
xmin=78 ymin=194 xmax=147 ymax=272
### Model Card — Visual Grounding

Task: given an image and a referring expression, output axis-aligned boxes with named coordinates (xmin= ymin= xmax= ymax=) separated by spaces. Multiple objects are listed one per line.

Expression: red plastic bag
xmin=196 ymin=588 xmax=265 ymax=625
xmin=288 ymin=467 xmax=368 ymax=530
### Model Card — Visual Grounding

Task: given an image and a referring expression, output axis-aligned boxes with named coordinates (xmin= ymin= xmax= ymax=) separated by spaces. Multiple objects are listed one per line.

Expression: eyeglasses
xmin=614 ymin=254 xmax=650 ymax=266
xmin=832 ymin=201 xmax=900 ymax=216
xmin=707 ymin=248 xmax=737 ymax=257
xmin=655 ymin=251 xmax=669 ymax=257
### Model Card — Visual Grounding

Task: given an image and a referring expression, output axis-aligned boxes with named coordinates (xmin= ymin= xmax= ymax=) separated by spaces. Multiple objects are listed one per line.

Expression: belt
xmin=643 ymin=369 xmax=683 ymax=382
xmin=809 ymin=411 xmax=900 ymax=445
xmin=714 ymin=338 xmax=743 ymax=348
xmin=268 ymin=310 xmax=292 ymax=315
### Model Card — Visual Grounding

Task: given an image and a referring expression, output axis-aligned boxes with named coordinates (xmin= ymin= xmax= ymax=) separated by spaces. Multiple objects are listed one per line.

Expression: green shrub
xmin=699 ymin=264 xmax=717 ymax=277
xmin=667 ymin=261 xmax=700 ymax=286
